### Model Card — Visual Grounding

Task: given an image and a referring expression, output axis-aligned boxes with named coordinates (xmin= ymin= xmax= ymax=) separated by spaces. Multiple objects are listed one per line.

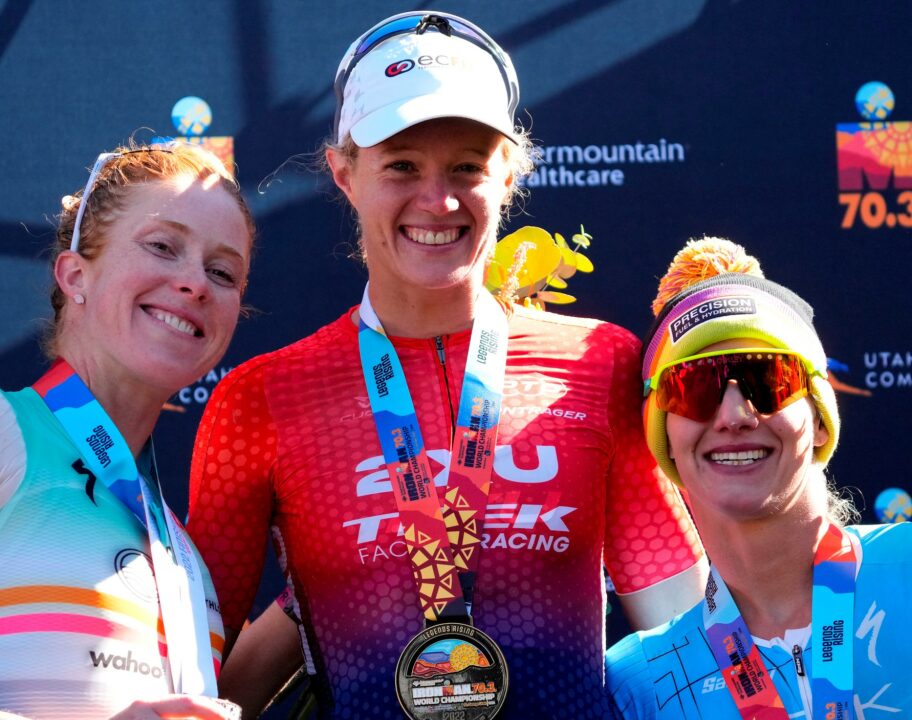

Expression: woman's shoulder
xmin=849 ymin=523 xmax=912 ymax=613
xmin=511 ymin=304 xmax=637 ymax=338
xmin=509 ymin=306 xmax=643 ymax=363
xmin=0 ymin=390 xmax=28 ymax=507
xmin=217 ymin=310 xmax=359 ymax=390
xmin=606 ymin=602 xmax=712 ymax=719
xmin=606 ymin=601 xmax=704 ymax=685
xmin=848 ymin=522 xmax=912 ymax=560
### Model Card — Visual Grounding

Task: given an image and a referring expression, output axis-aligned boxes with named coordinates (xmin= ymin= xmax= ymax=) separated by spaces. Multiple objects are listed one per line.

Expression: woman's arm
xmin=218 ymin=601 xmax=305 ymax=719
xmin=108 ymin=695 xmax=241 ymax=719
xmin=616 ymin=561 xmax=707 ymax=630
xmin=601 ymin=326 xmax=707 ymax=630
xmin=187 ymin=361 xmax=279 ymax=652
xmin=2 ymin=695 xmax=240 ymax=720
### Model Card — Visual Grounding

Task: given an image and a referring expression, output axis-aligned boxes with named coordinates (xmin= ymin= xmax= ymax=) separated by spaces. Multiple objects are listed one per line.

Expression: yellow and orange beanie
xmin=641 ymin=237 xmax=840 ymax=485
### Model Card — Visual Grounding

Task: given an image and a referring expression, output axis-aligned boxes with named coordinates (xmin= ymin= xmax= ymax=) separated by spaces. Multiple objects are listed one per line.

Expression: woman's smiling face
xmin=70 ymin=173 xmax=251 ymax=393
xmin=666 ymin=340 xmax=829 ymax=522
xmin=329 ymin=117 xmax=514 ymax=298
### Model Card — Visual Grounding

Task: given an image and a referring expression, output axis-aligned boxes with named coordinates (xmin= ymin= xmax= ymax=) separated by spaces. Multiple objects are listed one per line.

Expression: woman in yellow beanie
xmin=605 ymin=237 xmax=911 ymax=718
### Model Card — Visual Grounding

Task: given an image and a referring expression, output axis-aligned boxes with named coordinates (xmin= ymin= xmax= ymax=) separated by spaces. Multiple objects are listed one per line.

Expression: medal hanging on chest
xmin=395 ymin=622 xmax=508 ymax=720
xmin=358 ymin=286 xmax=510 ymax=720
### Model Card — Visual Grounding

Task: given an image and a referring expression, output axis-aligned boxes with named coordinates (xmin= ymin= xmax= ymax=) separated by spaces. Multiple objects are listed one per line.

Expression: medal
xmin=396 ymin=622 xmax=508 ymax=720
xmin=357 ymin=285 xmax=512 ymax=714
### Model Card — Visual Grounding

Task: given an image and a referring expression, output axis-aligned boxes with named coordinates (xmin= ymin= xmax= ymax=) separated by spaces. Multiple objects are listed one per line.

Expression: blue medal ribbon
xmin=703 ymin=523 xmax=857 ymax=718
xmin=357 ymin=284 xmax=509 ymax=622
xmin=33 ymin=359 xmax=218 ymax=696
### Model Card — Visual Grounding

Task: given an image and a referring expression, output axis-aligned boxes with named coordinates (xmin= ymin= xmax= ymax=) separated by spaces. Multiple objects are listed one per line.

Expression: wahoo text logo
xmin=89 ymin=649 xmax=165 ymax=678
xmin=821 ymin=620 xmax=845 ymax=661
xmin=837 ymin=82 xmax=912 ymax=230
xmin=86 ymin=425 xmax=114 ymax=468
xmin=670 ymin=298 xmax=756 ymax=342
xmin=476 ymin=329 xmax=499 ymax=364
xmin=373 ymin=354 xmax=395 ymax=397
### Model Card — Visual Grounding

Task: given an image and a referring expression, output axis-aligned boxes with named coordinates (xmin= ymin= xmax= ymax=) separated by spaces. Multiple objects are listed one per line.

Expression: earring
xmin=74 ymin=294 xmax=85 ymax=305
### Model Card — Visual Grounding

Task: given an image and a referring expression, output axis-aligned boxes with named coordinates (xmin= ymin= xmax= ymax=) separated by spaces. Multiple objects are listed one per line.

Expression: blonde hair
xmin=826 ymin=479 xmax=861 ymax=527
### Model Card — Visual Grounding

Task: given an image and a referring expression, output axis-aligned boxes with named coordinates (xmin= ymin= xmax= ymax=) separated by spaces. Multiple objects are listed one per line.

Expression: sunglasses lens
xmin=744 ymin=355 xmax=808 ymax=413
xmin=447 ymin=18 xmax=489 ymax=46
xmin=656 ymin=360 xmax=722 ymax=421
xmin=655 ymin=354 xmax=809 ymax=421
xmin=353 ymin=14 xmax=501 ymax=69
xmin=355 ymin=16 xmax=423 ymax=55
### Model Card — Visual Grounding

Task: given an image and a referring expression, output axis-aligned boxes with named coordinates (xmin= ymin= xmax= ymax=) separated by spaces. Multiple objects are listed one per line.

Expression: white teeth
xmin=149 ymin=309 xmax=199 ymax=336
xmin=404 ymin=227 xmax=460 ymax=245
xmin=709 ymin=449 xmax=770 ymax=466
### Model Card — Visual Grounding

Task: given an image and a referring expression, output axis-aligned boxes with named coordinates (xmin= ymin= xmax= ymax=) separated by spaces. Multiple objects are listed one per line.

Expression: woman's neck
xmin=363 ymin=281 xmax=480 ymax=338
xmin=697 ymin=505 xmax=829 ymax=640
xmin=56 ymin=351 xmax=166 ymax=459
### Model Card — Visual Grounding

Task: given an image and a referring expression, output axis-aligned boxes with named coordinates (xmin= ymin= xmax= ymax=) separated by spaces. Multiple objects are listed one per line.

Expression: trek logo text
xmin=345 ymin=444 xmax=575 ymax=564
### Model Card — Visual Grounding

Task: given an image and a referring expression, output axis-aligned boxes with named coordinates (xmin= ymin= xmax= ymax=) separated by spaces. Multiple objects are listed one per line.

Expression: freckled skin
xmin=329 ymin=118 xmax=513 ymax=299
xmin=63 ymin=175 xmax=251 ymax=398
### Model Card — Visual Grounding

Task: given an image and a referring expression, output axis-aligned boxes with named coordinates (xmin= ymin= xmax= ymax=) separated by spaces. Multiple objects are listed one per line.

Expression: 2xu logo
xmin=386 ymin=59 xmax=415 ymax=77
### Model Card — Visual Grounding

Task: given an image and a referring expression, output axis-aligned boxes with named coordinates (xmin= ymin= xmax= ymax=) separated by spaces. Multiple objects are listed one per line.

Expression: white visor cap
xmin=336 ymin=27 xmax=517 ymax=148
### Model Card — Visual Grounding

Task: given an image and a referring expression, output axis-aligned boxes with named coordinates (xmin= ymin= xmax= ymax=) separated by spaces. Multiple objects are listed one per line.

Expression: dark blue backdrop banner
xmin=2 ymin=0 xmax=911 ymax=671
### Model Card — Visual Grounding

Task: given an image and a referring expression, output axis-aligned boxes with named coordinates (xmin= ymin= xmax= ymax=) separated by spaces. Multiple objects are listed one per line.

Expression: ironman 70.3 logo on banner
xmin=836 ymin=82 xmax=912 ymax=230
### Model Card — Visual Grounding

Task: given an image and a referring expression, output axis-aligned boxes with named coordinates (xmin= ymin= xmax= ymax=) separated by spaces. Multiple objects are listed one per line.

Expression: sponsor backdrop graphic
xmin=0 ymin=0 xmax=909 ymax=709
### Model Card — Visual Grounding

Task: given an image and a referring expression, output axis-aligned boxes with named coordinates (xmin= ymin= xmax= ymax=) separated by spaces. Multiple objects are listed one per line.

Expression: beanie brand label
xmin=670 ymin=297 xmax=757 ymax=342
